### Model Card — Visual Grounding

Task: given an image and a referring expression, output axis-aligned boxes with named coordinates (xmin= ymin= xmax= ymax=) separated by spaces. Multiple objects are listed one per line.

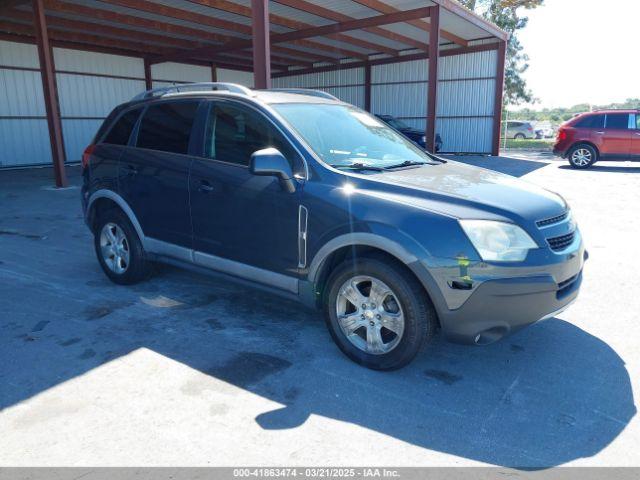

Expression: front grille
xmin=537 ymin=212 xmax=569 ymax=227
xmin=547 ymin=231 xmax=575 ymax=251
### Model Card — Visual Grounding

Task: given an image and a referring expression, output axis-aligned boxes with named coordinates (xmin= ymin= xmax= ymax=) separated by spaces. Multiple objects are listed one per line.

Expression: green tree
xmin=459 ymin=0 xmax=544 ymax=106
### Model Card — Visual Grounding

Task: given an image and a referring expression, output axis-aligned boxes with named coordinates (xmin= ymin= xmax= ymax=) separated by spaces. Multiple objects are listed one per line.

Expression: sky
xmin=517 ymin=0 xmax=638 ymax=110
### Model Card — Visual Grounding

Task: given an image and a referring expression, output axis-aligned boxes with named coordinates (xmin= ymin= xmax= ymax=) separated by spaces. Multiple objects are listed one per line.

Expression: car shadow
xmin=559 ymin=165 xmax=640 ymax=173
xmin=446 ymin=155 xmax=550 ymax=177
xmin=2 ymin=262 xmax=635 ymax=470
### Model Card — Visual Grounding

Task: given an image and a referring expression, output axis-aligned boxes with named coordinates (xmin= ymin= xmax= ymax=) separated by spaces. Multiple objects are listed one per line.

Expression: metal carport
xmin=0 ymin=0 xmax=508 ymax=187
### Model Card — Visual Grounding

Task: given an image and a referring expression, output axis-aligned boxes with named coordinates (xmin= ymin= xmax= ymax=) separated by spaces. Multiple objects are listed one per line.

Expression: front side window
xmin=103 ymin=108 xmax=141 ymax=146
xmin=204 ymin=102 xmax=299 ymax=168
xmin=273 ymin=103 xmax=432 ymax=168
xmin=605 ymin=113 xmax=630 ymax=130
xmin=635 ymin=114 xmax=640 ymax=130
xmin=137 ymin=101 xmax=200 ymax=154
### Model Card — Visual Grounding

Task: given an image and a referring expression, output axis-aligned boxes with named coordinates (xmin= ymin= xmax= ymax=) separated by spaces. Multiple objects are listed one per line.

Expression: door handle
xmin=198 ymin=181 xmax=214 ymax=193
xmin=594 ymin=131 xmax=605 ymax=135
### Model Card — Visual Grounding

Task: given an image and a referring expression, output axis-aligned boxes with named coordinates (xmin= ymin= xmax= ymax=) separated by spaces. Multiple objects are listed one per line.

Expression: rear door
xmin=593 ymin=113 xmax=631 ymax=158
xmin=119 ymin=100 xmax=201 ymax=249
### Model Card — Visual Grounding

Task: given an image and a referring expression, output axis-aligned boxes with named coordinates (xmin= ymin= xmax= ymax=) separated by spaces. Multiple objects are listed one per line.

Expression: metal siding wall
xmin=271 ymin=67 xmax=366 ymax=109
xmin=0 ymin=41 xmax=51 ymax=167
xmin=151 ymin=62 xmax=212 ymax=83
xmin=371 ymin=50 xmax=498 ymax=153
xmin=216 ymin=68 xmax=254 ymax=88
xmin=54 ymin=48 xmax=143 ymax=78
xmin=53 ymin=48 xmax=147 ymax=162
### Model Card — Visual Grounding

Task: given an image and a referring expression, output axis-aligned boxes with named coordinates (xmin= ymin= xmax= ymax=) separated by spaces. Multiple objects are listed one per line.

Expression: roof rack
xmin=132 ymin=82 xmax=253 ymax=101
xmin=266 ymin=88 xmax=340 ymax=101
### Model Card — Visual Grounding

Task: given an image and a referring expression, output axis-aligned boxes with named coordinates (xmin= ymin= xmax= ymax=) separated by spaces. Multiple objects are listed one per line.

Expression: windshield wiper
xmin=383 ymin=160 xmax=437 ymax=169
xmin=330 ymin=162 xmax=385 ymax=172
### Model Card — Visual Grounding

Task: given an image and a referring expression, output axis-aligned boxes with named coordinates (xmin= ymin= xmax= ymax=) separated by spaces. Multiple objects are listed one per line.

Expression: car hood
xmin=363 ymin=160 xmax=566 ymax=222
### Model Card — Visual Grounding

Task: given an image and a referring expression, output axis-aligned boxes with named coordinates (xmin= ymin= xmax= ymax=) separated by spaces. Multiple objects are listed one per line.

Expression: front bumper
xmin=438 ymin=266 xmax=583 ymax=344
xmin=413 ymin=236 xmax=587 ymax=345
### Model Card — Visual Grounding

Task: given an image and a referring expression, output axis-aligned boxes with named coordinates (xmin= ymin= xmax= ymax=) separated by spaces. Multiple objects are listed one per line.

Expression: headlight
xmin=420 ymin=135 xmax=427 ymax=144
xmin=459 ymin=220 xmax=538 ymax=262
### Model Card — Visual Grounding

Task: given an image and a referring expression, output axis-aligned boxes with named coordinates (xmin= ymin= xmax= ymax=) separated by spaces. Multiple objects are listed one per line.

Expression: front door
xmin=119 ymin=100 xmax=201 ymax=249
xmin=631 ymin=113 xmax=640 ymax=160
xmin=189 ymin=100 xmax=304 ymax=291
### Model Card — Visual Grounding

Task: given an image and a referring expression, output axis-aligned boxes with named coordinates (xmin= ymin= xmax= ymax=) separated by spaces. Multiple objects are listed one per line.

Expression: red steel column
xmin=491 ymin=40 xmax=507 ymax=156
xmin=251 ymin=0 xmax=271 ymax=89
xmin=364 ymin=62 xmax=372 ymax=112
xmin=143 ymin=58 xmax=153 ymax=90
xmin=33 ymin=0 xmax=67 ymax=187
xmin=426 ymin=5 xmax=440 ymax=153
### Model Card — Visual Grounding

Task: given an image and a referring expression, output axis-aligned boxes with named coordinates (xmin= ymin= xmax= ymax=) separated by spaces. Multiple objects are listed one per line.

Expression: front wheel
xmin=324 ymin=257 xmax=437 ymax=370
xmin=568 ymin=144 xmax=597 ymax=169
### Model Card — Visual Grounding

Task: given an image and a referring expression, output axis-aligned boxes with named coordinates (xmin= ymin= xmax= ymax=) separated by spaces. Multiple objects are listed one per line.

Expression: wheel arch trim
xmin=87 ymin=189 xmax=145 ymax=242
xmin=307 ymin=232 xmax=419 ymax=284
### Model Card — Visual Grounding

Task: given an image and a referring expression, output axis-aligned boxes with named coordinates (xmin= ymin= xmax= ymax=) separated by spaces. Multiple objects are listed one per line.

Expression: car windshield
xmin=386 ymin=117 xmax=411 ymax=130
xmin=273 ymin=103 xmax=433 ymax=169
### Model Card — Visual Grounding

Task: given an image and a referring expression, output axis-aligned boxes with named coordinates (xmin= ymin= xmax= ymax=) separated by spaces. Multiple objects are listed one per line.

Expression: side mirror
xmin=249 ymin=148 xmax=296 ymax=193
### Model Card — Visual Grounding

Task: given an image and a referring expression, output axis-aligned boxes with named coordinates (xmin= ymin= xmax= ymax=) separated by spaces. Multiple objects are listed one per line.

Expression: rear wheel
xmin=514 ymin=133 xmax=526 ymax=140
xmin=324 ymin=256 xmax=437 ymax=370
xmin=94 ymin=209 xmax=150 ymax=285
xmin=568 ymin=144 xmax=597 ymax=169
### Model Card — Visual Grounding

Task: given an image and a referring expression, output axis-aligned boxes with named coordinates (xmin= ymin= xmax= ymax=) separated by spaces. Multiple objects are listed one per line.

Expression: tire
xmin=568 ymin=143 xmax=597 ymax=169
xmin=94 ymin=208 xmax=150 ymax=285
xmin=324 ymin=256 xmax=437 ymax=370
xmin=514 ymin=133 xmax=526 ymax=140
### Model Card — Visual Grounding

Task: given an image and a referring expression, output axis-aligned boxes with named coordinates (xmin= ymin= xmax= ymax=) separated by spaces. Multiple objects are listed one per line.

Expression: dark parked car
xmin=82 ymin=83 xmax=585 ymax=370
xmin=375 ymin=114 xmax=442 ymax=152
xmin=554 ymin=110 xmax=640 ymax=168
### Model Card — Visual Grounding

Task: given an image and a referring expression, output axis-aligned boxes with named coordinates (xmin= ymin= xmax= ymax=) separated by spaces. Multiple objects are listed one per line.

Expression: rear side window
xmin=137 ymin=101 xmax=200 ymax=154
xmin=635 ymin=114 xmax=640 ymax=130
xmin=573 ymin=114 xmax=604 ymax=129
xmin=605 ymin=113 xmax=630 ymax=130
xmin=103 ymin=108 xmax=141 ymax=145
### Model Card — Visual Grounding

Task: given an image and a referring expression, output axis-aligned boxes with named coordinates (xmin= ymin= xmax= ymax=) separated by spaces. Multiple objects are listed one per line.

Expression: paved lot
xmin=1 ymin=155 xmax=638 ymax=468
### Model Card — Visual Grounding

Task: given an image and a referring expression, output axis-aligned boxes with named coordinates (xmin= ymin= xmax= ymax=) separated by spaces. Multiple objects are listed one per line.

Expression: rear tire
xmin=324 ymin=256 xmax=437 ymax=370
xmin=94 ymin=208 xmax=150 ymax=285
xmin=514 ymin=133 xmax=526 ymax=140
xmin=568 ymin=144 xmax=597 ymax=169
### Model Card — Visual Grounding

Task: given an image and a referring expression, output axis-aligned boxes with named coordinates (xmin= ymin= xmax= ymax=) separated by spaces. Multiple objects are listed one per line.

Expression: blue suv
xmin=82 ymin=83 xmax=585 ymax=370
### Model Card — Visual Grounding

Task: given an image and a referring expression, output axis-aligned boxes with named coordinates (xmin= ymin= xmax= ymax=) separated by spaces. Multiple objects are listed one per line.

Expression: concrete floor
xmin=0 ymin=156 xmax=638 ymax=468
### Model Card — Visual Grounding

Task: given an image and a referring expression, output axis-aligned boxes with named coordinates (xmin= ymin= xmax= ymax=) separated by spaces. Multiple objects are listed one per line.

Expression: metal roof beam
xmin=98 ymin=0 xmax=368 ymax=62
xmin=150 ymin=6 xmax=431 ymax=65
xmin=185 ymin=0 xmax=399 ymax=56
xmin=42 ymin=0 xmax=338 ymax=65
xmin=272 ymin=0 xmax=428 ymax=52
xmin=350 ymin=0 xmax=468 ymax=47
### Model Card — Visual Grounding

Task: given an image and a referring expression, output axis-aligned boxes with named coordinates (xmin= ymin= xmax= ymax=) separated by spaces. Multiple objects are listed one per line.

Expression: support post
xmin=33 ymin=0 xmax=67 ymax=187
xmin=364 ymin=62 xmax=371 ymax=112
xmin=491 ymin=40 xmax=507 ymax=156
xmin=143 ymin=58 xmax=153 ymax=90
xmin=426 ymin=5 xmax=440 ymax=153
xmin=211 ymin=63 xmax=217 ymax=82
xmin=251 ymin=0 xmax=271 ymax=89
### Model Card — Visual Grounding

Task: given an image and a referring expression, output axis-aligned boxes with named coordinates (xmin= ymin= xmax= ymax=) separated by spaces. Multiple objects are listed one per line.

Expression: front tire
xmin=94 ymin=208 xmax=150 ymax=285
xmin=568 ymin=144 xmax=597 ymax=169
xmin=324 ymin=256 xmax=437 ymax=370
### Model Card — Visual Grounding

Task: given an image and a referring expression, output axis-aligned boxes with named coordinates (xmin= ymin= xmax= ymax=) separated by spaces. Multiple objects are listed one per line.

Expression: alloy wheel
xmin=571 ymin=148 xmax=592 ymax=167
xmin=99 ymin=222 xmax=130 ymax=274
xmin=335 ymin=275 xmax=405 ymax=355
